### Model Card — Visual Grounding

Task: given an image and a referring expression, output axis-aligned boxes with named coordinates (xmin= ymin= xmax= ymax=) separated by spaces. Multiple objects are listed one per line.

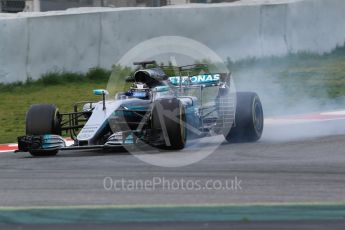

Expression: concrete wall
xmin=0 ymin=0 xmax=345 ymax=83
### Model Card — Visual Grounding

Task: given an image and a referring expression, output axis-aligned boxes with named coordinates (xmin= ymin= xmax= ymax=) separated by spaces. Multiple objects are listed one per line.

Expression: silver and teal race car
xmin=17 ymin=61 xmax=264 ymax=156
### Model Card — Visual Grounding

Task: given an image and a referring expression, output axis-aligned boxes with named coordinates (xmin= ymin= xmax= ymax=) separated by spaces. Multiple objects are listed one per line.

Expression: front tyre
xmin=152 ymin=98 xmax=186 ymax=150
xmin=26 ymin=104 xmax=61 ymax=156
xmin=225 ymin=92 xmax=264 ymax=143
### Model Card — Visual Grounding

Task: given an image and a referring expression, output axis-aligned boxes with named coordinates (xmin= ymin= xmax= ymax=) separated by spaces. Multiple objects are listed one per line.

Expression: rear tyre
xmin=225 ymin=92 xmax=264 ymax=143
xmin=152 ymin=98 xmax=186 ymax=150
xmin=26 ymin=104 xmax=61 ymax=156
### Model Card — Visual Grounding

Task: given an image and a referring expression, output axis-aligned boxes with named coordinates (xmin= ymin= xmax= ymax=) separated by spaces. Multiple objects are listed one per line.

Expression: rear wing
xmin=168 ymin=73 xmax=230 ymax=88
xmin=161 ymin=64 xmax=231 ymax=88
xmin=168 ymin=74 xmax=221 ymax=86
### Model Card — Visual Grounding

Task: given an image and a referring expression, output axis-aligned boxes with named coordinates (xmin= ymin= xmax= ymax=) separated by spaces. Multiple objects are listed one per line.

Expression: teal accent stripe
xmin=0 ymin=204 xmax=345 ymax=224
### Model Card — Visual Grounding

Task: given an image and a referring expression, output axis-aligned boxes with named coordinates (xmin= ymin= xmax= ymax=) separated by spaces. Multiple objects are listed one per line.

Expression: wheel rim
xmin=180 ymin=104 xmax=186 ymax=144
xmin=53 ymin=110 xmax=61 ymax=135
xmin=253 ymin=99 xmax=263 ymax=132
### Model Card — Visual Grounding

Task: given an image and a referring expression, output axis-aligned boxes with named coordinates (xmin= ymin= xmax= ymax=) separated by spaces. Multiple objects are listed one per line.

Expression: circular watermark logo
xmin=106 ymin=36 xmax=236 ymax=167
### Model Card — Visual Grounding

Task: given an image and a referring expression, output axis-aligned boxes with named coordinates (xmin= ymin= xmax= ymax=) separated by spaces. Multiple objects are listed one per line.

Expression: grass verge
xmin=0 ymin=68 xmax=112 ymax=144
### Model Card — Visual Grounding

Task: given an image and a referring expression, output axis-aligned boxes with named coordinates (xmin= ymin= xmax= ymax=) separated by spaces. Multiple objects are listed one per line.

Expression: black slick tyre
xmin=225 ymin=92 xmax=264 ymax=143
xmin=151 ymin=98 xmax=186 ymax=150
xmin=26 ymin=104 xmax=61 ymax=156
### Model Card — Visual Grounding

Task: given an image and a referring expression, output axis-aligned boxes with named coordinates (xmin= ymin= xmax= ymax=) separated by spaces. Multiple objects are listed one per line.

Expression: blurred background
xmin=0 ymin=0 xmax=239 ymax=13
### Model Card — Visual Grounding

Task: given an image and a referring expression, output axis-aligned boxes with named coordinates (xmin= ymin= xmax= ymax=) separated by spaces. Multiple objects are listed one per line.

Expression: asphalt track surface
xmin=2 ymin=221 xmax=345 ymax=230
xmin=1 ymin=119 xmax=345 ymax=228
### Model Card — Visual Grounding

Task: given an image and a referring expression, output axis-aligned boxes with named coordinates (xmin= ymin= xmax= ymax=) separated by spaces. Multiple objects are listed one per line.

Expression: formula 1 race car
xmin=17 ymin=61 xmax=264 ymax=156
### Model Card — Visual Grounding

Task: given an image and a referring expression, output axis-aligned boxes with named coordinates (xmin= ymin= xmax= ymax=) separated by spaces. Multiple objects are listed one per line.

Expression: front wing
xmin=17 ymin=130 xmax=165 ymax=153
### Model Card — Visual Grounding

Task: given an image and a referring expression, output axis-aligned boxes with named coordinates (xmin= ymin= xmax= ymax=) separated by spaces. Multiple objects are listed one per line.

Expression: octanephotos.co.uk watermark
xmin=103 ymin=176 xmax=242 ymax=192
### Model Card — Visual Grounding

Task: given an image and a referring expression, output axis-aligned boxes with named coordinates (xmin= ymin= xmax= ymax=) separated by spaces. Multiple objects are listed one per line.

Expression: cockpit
xmin=125 ymin=83 xmax=151 ymax=100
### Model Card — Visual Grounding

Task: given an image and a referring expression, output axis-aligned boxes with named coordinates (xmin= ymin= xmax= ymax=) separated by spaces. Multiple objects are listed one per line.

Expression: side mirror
xmin=93 ymin=89 xmax=109 ymax=110
xmin=93 ymin=89 xmax=109 ymax=96
xmin=154 ymin=85 xmax=170 ymax=92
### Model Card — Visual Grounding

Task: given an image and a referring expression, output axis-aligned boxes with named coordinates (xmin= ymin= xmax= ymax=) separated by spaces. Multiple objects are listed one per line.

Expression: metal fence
xmin=39 ymin=0 xmax=94 ymax=12
xmin=0 ymin=0 xmax=25 ymax=13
